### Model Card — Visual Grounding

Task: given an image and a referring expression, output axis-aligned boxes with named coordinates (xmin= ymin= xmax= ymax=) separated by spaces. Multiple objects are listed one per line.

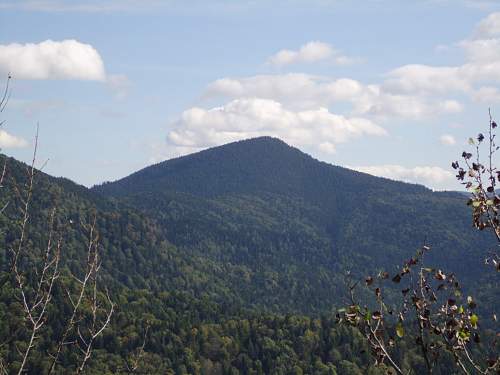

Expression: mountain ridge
xmin=93 ymin=136 xmax=431 ymax=200
xmin=90 ymin=137 xmax=496 ymax=315
xmin=1 ymin=138 xmax=495 ymax=317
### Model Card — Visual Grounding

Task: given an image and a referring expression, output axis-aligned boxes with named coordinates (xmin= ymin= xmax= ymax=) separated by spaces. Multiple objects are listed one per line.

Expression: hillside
xmin=94 ymin=137 xmax=497 ymax=313
xmin=1 ymin=139 xmax=498 ymax=373
xmin=94 ymin=136 xmax=428 ymax=199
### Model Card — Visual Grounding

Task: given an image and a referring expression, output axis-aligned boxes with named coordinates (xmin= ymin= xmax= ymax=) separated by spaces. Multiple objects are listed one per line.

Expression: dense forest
xmin=0 ymin=137 xmax=498 ymax=373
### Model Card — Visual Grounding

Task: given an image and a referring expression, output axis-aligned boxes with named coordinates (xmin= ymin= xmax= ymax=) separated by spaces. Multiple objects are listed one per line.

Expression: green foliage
xmin=0 ymin=137 xmax=498 ymax=372
xmin=95 ymin=137 xmax=498 ymax=315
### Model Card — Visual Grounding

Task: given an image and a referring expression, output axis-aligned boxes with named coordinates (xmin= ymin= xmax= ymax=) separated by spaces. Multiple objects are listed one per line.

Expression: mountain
xmin=95 ymin=136 xmax=427 ymax=199
xmin=94 ymin=137 xmax=497 ymax=313
xmin=2 ymin=138 xmax=491 ymax=316
xmin=1 ymin=138 xmax=498 ymax=374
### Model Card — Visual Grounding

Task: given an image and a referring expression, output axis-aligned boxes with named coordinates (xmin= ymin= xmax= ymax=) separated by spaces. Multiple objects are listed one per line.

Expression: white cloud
xmin=166 ymin=98 xmax=386 ymax=157
xmin=474 ymin=11 xmax=500 ymax=38
xmin=0 ymin=130 xmax=28 ymax=148
xmin=354 ymin=86 xmax=462 ymax=119
xmin=440 ymin=100 xmax=463 ymax=113
xmin=384 ymin=13 xmax=500 ymax=100
xmin=351 ymin=164 xmax=455 ymax=190
xmin=0 ymin=40 xmax=106 ymax=81
xmin=384 ymin=65 xmax=468 ymax=94
xmin=205 ymin=74 xmax=348 ymax=108
xmin=460 ymin=38 xmax=500 ymax=62
xmin=159 ymin=11 xmax=500 ymax=165
xmin=471 ymin=86 xmax=500 ymax=103
xmin=205 ymin=74 xmax=462 ymax=119
xmin=384 ymin=62 xmax=500 ymax=97
xmin=267 ymin=41 xmax=354 ymax=67
xmin=206 ymin=74 xmax=364 ymax=105
xmin=440 ymin=134 xmax=456 ymax=145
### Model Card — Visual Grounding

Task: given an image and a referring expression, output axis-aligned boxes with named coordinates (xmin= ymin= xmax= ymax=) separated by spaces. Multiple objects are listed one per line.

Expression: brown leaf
xmin=365 ymin=276 xmax=374 ymax=286
xmin=435 ymin=270 xmax=446 ymax=281
xmin=392 ymin=274 xmax=402 ymax=283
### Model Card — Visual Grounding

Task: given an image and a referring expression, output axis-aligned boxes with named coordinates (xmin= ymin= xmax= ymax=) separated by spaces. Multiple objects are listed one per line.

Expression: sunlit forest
xmin=0 ymin=1 xmax=499 ymax=374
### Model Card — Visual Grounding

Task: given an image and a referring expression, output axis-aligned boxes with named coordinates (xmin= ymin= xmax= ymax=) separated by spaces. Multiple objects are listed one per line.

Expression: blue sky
xmin=1 ymin=0 xmax=500 ymax=190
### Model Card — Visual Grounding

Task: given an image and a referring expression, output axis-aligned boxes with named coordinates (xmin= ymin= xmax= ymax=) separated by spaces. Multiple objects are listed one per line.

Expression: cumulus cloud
xmin=440 ymin=134 xmax=456 ymax=145
xmin=167 ymin=98 xmax=386 ymax=156
xmin=0 ymin=130 xmax=28 ymax=148
xmin=460 ymin=38 xmax=500 ymax=62
xmin=351 ymin=165 xmax=455 ymax=190
xmin=0 ymin=40 xmax=106 ymax=81
xmin=474 ymin=11 xmax=500 ymax=38
xmin=353 ymin=87 xmax=462 ymax=119
xmin=205 ymin=74 xmax=356 ymax=108
xmin=472 ymin=86 xmax=500 ymax=103
xmin=384 ymin=65 xmax=468 ymax=94
xmin=267 ymin=41 xmax=355 ymax=67
xmin=384 ymin=13 xmax=500 ymax=99
xmin=205 ymin=74 xmax=462 ymax=119
xmin=385 ymin=62 xmax=500 ymax=95
xmin=160 ymin=11 xmax=500 ymax=165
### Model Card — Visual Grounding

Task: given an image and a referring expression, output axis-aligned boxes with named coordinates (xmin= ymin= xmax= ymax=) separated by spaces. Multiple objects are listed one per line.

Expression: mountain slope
xmin=1 ymin=142 xmax=497 ymax=373
xmin=94 ymin=137 xmax=498 ymax=314
xmin=95 ymin=136 xmax=428 ymax=200
xmin=0 ymin=154 xmax=250 ymax=301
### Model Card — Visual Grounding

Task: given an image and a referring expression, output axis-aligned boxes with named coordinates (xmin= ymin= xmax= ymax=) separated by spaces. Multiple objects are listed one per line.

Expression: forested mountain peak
xmin=93 ymin=136 xmax=429 ymax=199
xmin=89 ymin=137 xmax=496 ymax=316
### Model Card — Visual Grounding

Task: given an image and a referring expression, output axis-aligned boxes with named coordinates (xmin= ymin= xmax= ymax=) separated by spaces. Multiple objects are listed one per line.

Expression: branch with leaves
xmin=47 ymin=215 xmax=115 ymax=374
xmin=7 ymin=129 xmax=64 ymax=375
xmin=0 ymin=76 xmax=115 ymax=374
xmin=338 ymin=245 xmax=499 ymax=374
xmin=453 ymin=109 xmax=500 ymax=271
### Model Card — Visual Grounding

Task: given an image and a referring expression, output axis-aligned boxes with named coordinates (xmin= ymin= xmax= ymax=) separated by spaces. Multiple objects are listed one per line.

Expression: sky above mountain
xmin=1 ymin=0 xmax=500 ymax=190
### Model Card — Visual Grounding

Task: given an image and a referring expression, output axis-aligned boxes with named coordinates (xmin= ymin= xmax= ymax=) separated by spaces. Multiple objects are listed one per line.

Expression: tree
xmin=338 ymin=111 xmax=500 ymax=374
xmin=0 ymin=76 xmax=114 ymax=374
xmin=453 ymin=109 xmax=500 ymax=271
